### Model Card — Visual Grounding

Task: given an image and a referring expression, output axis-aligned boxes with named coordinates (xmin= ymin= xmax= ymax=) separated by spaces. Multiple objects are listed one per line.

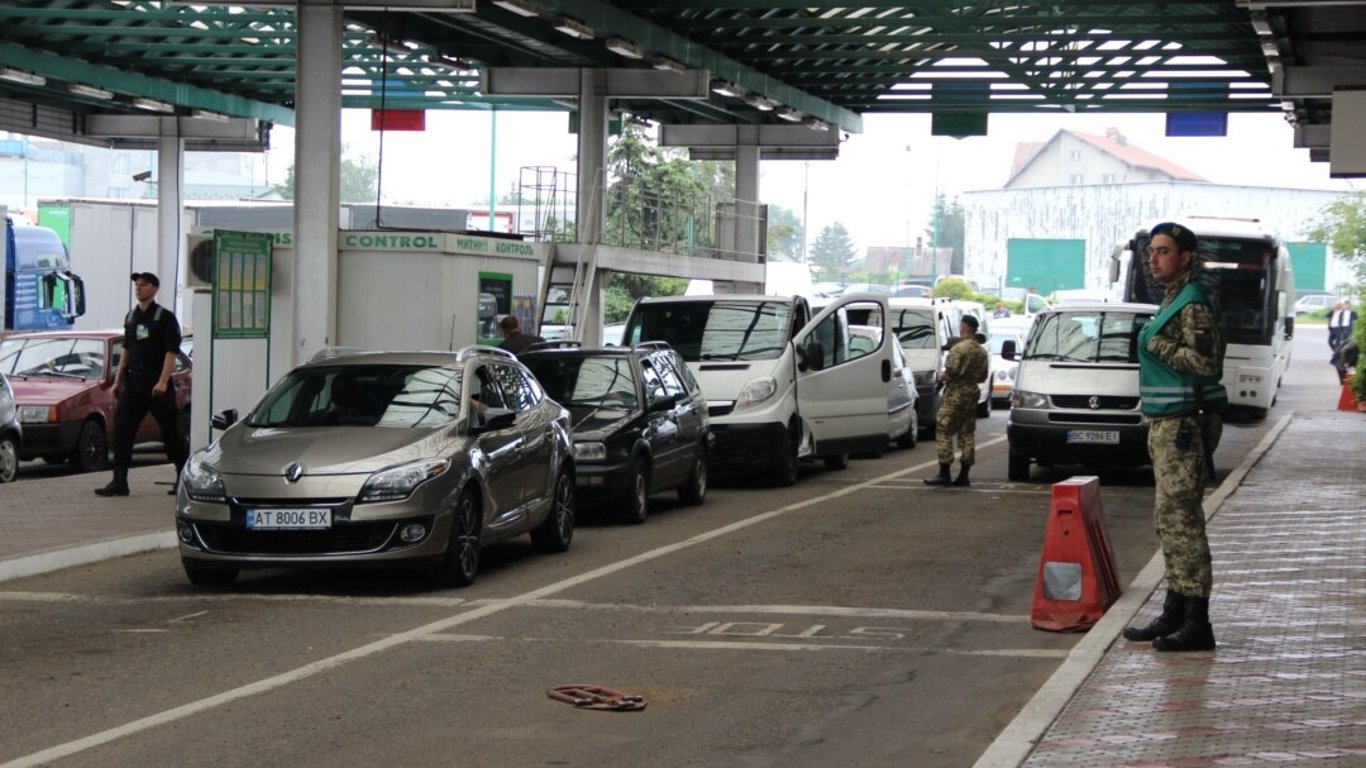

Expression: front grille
xmin=1051 ymin=395 xmax=1139 ymax=410
xmin=708 ymin=403 xmax=735 ymax=417
xmin=194 ymin=520 xmax=399 ymax=555
xmin=1048 ymin=413 xmax=1143 ymax=425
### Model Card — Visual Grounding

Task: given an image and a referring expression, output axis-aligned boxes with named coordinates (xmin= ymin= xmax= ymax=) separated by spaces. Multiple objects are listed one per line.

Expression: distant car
xmin=601 ymin=323 xmax=627 ymax=346
xmin=891 ymin=284 xmax=932 ymax=298
xmin=987 ymin=326 xmax=1027 ymax=406
xmin=1293 ymin=294 xmax=1337 ymax=315
xmin=1050 ymin=288 xmax=1116 ymax=306
xmin=0 ymin=371 xmax=21 ymax=483
xmin=176 ymin=346 xmax=577 ymax=588
xmin=0 ymin=330 xmax=192 ymax=472
xmin=521 ymin=341 xmax=711 ymax=523
xmin=848 ymin=325 xmax=918 ymax=450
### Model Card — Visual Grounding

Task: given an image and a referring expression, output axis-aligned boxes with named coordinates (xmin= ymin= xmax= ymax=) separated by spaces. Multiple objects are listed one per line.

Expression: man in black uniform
xmin=95 ymin=272 xmax=190 ymax=497
xmin=497 ymin=315 xmax=544 ymax=356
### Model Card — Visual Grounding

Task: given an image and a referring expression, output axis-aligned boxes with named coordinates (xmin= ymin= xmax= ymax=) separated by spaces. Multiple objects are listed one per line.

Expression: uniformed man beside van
xmin=94 ymin=272 xmax=189 ymax=497
xmin=924 ymin=315 xmax=989 ymax=487
xmin=1124 ymin=222 xmax=1226 ymax=652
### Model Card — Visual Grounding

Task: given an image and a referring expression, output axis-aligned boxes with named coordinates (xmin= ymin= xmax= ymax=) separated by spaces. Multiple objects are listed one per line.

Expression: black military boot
xmin=923 ymin=463 xmax=953 ymax=486
xmin=1122 ymin=589 xmax=1185 ymax=642
xmin=953 ymin=464 xmax=971 ymax=486
xmin=1153 ymin=595 xmax=1216 ymax=652
xmin=94 ymin=467 xmax=130 ymax=497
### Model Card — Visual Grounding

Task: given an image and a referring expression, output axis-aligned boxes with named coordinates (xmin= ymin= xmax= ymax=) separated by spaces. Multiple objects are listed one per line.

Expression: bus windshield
xmin=623 ymin=300 xmax=792 ymax=362
xmin=1131 ymin=235 xmax=1277 ymax=346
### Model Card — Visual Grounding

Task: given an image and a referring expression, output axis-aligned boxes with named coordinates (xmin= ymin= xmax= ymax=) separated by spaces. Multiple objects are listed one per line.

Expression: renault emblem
xmin=285 ymin=463 xmax=305 ymax=483
xmin=1088 ymin=396 xmax=1101 ymax=410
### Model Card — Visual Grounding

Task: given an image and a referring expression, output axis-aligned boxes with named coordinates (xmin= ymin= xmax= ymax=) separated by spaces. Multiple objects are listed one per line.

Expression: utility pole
xmin=800 ymin=161 xmax=809 ymax=263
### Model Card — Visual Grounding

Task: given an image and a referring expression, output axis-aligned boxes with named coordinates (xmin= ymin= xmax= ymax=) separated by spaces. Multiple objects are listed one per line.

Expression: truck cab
xmin=3 ymin=215 xmax=85 ymax=331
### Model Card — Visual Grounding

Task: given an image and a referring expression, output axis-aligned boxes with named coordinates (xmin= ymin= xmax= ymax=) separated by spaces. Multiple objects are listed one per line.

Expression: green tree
xmin=810 ymin=221 xmax=858 ymax=272
xmin=925 ymin=194 xmax=966 ymax=274
xmin=1307 ymin=190 xmax=1366 ymax=281
xmin=274 ymin=144 xmax=380 ymax=203
xmin=766 ymin=205 xmax=803 ymax=262
xmin=604 ymin=273 xmax=688 ymax=323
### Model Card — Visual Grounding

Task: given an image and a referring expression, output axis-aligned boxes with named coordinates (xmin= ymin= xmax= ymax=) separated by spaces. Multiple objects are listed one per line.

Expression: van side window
xmin=806 ymin=310 xmax=848 ymax=369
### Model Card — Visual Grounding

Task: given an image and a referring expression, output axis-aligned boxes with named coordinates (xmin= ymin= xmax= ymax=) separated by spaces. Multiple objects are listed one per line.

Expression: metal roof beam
xmin=658 ymin=123 xmax=839 ymax=150
xmin=1277 ymin=65 xmax=1366 ymax=98
xmin=481 ymin=67 xmax=710 ymax=98
xmin=506 ymin=0 xmax=862 ymax=132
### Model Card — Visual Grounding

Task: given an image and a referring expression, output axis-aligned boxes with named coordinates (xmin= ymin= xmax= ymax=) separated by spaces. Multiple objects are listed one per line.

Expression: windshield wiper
xmin=700 ymin=352 xmax=741 ymax=360
xmin=23 ymin=367 xmax=84 ymax=380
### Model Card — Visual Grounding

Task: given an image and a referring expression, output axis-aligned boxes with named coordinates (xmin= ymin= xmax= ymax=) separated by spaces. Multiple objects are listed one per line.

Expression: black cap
xmin=130 ymin=272 xmax=160 ymax=287
xmin=1150 ymin=222 xmax=1198 ymax=253
xmin=961 ymin=314 xmax=979 ymax=332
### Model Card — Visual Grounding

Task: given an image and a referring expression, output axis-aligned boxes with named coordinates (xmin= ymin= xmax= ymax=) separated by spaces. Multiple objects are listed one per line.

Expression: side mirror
xmin=471 ymin=407 xmax=516 ymax=433
xmin=942 ymin=336 xmax=961 ymax=352
xmin=1002 ymin=339 xmax=1017 ymax=361
xmin=1284 ymin=316 xmax=1295 ymax=339
xmin=211 ymin=409 xmax=238 ymax=430
xmin=801 ymin=339 xmax=825 ymax=371
xmin=649 ymin=392 xmax=681 ymax=412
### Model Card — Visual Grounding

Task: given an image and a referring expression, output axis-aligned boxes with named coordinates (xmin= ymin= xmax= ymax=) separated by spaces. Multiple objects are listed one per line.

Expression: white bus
xmin=1110 ymin=216 xmax=1295 ymax=418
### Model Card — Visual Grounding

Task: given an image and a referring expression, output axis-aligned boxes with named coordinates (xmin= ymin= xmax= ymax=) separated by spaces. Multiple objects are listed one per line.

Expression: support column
xmin=155 ymin=119 xmax=184 ymax=312
xmin=575 ymin=68 xmax=608 ymax=345
xmin=735 ymin=143 xmax=761 ymax=262
xmin=291 ymin=3 xmax=343 ymax=367
xmin=575 ymin=68 xmax=608 ymax=245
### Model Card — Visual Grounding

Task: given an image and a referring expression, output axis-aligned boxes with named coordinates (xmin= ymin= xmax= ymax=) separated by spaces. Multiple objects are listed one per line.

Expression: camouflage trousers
xmin=1148 ymin=415 xmax=1213 ymax=597
xmin=935 ymin=386 xmax=978 ymax=466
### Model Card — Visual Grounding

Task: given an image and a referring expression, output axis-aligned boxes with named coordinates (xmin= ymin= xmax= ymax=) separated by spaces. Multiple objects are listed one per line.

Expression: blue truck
xmin=3 ymin=214 xmax=85 ymax=331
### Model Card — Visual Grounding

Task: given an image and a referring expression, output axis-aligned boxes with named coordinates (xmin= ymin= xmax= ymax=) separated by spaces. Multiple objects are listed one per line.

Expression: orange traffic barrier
xmin=1031 ymin=476 xmax=1121 ymax=632
xmin=1338 ymin=374 xmax=1362 ymax=411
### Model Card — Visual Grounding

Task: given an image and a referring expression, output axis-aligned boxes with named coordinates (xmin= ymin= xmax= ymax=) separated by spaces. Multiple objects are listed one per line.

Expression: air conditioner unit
xmin=185 ymin=232 xmax=214 ymax=289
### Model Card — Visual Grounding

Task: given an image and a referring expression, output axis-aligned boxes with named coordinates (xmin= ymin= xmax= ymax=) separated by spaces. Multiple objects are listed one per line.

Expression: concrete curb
xmin=971 ymin=411 xmax=1295 ymax=768
xmin=0 ymin=531 xmax=177 ymax=583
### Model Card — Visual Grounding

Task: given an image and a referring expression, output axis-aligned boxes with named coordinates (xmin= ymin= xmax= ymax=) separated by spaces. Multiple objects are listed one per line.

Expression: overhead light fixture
xmin=191 ymin=109 xmax=229 ymax=122
xmin=776 ymin=107 xmax=803 ymax=122
xmin=746 ymin=95 xmax=775 ymax=111
xmin=710 ymin=79 xmax=742 ymax=98
xmin=605 ymin=37 xmax=644 ymax=60
xmin=492 ymin=0 xmax=539 ymax=17
xmin=552 ymin=16 xmax=593 ymax=40
xmin=0 ymin=68 xmax=46 ymax=87
xmin=805 ymin=118 xmax=829 ymax=131
xmin=68 ymin=83 xmax=114 ymax=100
xmin=652 ymin=57 xmax=685 ymax=74
xmin=133 ymin=97 xmax=174 ymax=113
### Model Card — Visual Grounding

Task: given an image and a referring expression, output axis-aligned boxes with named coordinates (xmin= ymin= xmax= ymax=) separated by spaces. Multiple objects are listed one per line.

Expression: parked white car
xmin=987 ymin=322 xmax=1028 ymax=406
xmin=1293 ymin=294 xmax=1337 ymax=315
xmin=849 ymin=325 xmax=918 ymax=450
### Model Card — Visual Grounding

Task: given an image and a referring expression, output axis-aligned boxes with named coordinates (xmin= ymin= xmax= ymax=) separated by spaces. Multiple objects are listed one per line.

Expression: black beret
xmin=1150 ymin=222 xmax=1197 ymax=253
xmin=961 ymin=314 xmax=980 ymax=332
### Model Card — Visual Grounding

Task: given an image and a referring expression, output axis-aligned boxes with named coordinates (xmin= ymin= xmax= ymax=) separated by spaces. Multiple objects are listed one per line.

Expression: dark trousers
xmin=112 ymin=375 xmax=189 ymax=472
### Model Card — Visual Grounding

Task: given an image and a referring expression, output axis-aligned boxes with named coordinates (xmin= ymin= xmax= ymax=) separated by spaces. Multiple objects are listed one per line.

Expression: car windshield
xmin=623 ymin=300 xmax=792 ymax=362
xmin=523 ymin=355 xmax=638 ymax=411
xmin=0 ymin=336 xmax=107 ymax=381
xmin=1025 ymin=311 xmax=1150 ymax=363
xmin=247 ymin=364 xmax=462 ymax=428
xmin=891 ymin=308 xmax=936 ymax=350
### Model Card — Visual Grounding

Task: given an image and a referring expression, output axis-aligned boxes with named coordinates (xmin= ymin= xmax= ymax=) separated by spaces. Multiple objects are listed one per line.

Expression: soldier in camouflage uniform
xmin=924 ymin=315 xmax=989 ymax=487
xmin=1124 ymin=221 xmax=1227 ymax=653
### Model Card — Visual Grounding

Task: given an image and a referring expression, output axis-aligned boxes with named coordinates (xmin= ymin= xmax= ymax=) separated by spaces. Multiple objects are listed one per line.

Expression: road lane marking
xmin=414 ymin=634 xmax=1068 ymax=658
xmin=522 ymin=599 xmax=1030 ymax=624
xmin=1 ymin=437 xmax=1006 ymax=768
xmin=167 ymin=611 xmax=208 ymax=624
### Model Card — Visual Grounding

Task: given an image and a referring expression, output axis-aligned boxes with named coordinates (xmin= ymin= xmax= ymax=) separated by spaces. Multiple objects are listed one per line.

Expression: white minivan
xmin=1004 ymin=302 xmax=1159 ymax=482
xmin=621 ymin=293 xmax=896 ymax=486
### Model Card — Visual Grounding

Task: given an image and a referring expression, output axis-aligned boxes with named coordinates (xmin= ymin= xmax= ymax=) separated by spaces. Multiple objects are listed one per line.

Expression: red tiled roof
xmin=1010 ymin=141 xmax=1047 ymax=179
xmin=1065 ymin=129 xmax=1206 ymax=181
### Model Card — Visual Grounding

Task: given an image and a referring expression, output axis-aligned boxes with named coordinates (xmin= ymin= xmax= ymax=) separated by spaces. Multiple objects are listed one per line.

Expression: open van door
xmin=794 ymin=293 xmax=893 ymax=457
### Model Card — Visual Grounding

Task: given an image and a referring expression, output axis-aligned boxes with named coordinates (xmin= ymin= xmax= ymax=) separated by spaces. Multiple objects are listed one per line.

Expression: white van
xmin=622 ymin=293 xmax=895 ymax=486
xmin=1004 ymin=302 xmax=1159 ymax=482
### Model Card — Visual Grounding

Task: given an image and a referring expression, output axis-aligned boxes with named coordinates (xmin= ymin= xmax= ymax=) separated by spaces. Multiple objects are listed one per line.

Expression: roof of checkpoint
xmin=0 ymin=1 xmax=1360 ymax=150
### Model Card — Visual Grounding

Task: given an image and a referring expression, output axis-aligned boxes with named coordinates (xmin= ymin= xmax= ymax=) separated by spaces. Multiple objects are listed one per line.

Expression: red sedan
xmin=0 ymin=330 xmax=192 ymax=473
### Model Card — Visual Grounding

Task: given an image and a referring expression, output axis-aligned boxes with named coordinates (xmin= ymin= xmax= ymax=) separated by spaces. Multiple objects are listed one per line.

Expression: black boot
xmin=95 ymin=467 xmax=130 ymax=497
xmin=1122 ymin=589 xmax=1185 ymax=641
xmin=952 ymin=464 xmax=971 ymax=486
xmin=923 ymin=463 xmax=953 ymax=486
xmin=1153 ymin=595 xmax=1216 ymax=652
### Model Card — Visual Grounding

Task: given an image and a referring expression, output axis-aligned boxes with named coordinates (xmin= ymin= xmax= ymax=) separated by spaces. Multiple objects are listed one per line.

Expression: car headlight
xmin=358 ymin=459 xmax=450 ymax=504
xmin=18 ymin=405 xmax=54 ymax=423
xmin=912 ymin=369 xmax=936 ymax=387
xmin=1011 ymin=390 xmax=1048 ymax=409
xmin=734 ymin=376 xmax=777 ymax=411
xmin=182 ymin=452 xmax=226 ymax=503
xmin=573 ymin=441 xmax=607 ymax=463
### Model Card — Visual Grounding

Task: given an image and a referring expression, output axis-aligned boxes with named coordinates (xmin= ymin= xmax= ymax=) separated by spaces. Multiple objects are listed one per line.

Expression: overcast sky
xmin=265 ymin=107 xmax=1355 ymax=254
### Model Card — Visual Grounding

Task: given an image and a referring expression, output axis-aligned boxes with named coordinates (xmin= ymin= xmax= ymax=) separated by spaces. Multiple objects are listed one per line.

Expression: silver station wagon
xmin=176 ymin=347 xmax=576 ymax=588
